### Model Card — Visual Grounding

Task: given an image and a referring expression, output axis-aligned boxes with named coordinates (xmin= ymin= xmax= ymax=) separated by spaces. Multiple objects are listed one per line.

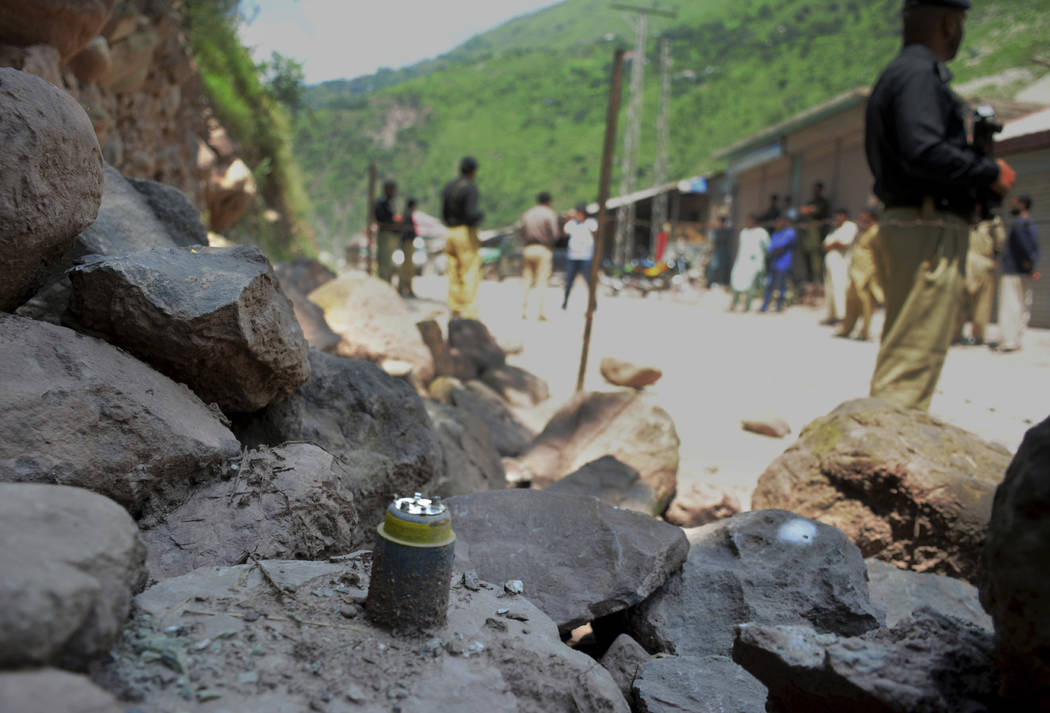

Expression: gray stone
xmin=418 ymin=319 xmax=474 ymax=381
xmin=232 ymin=350 xmax=440 ymax=530
xmin=68 ymin=245 xmax=311 ymax=413
xmin=142 ymin=443 xmax=360 ymax=581
xmin=547 ymin=456 xmax=662 ymax=516
xmin=447 ymin=489 xmax=688 ymax=631
xmin=664 ymin=482 xmax=741 ymax=528
xmin=0 ymin=669 xmax=124 ymax=713
xmin=448 ymin=318 xmax=505 ymax=378
xmin=425 ymin=401 xmax=505 ymax=497
xmin=454 ymin=378 xmax=535 ymax=457
xmin=480 ymin=363 xmax=550 ymax=408
xmin=0 ymin=0 xmax=115 ymax=60
xmin=600 ymin=633 xmax=651 ymax=698
xmin=0 ymin=314 xmax=241 ymax=516
xmin=274 ymin=257 xmax=336 ymax=296
xmin=127 ymin=176 xmax=208 ymax=247
xmin=733 ymin=609 xmax=1000 ymax=713
xmin=632 ymin=655 xmax=766 ymax=713
xmin=752 ymin=398 xmax=1010 ymax=583
xmin=0 ymin=484 xmax=146 ymax=668
xmin=0 ymin=67 xmax=102 ymax=310
xmin=979 ymin=416 xmax=1050 ymax=704
xmin=628 ymin=510 xmax=882 ymax=658
xmin=600 ymin=357 xmax=663 ymax=389
xmin=282 ymin=282 xmax=342 ymax=353
xmin=741 ymin=416 xmax=791 ymax=438
xmin=866 ymin=559 xmax=991 ymax=630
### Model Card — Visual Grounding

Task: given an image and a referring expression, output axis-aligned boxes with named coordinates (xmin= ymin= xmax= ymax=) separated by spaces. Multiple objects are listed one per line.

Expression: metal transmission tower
xmin=651 ymin=37 xmax=672 ymax=252
xmin=609 ymin=3 xmax=677 ymax=265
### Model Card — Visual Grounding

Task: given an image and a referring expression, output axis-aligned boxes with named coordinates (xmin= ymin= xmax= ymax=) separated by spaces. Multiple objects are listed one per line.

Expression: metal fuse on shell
xmin=365 ymin=493 xmax=456 ymax=630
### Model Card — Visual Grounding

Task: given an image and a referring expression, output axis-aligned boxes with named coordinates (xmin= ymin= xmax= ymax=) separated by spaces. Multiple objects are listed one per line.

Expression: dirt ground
xmin=408 ymin=275 xmax=1050 ymax=510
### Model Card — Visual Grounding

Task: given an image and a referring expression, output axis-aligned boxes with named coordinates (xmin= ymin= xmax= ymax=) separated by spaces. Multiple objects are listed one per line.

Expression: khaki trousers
xmin=998 ymin=274 xmax=1030 ymax=349
xmin=521 ymin=244 xmax=553 ymax=319
xmin=955 ymin=253 xmax=996 ymax=342
xmin=870 ymin=207 xmax=969 ymax=411
xmin=398 ymin=239 xmax=415 ymax=295
xmin=376 ymin=230 xmax=401 ymax=282
xmin=445 ymin=226 xmax=481 ymax=319
xmin=839 ymin=279 xmax=877 ymax=340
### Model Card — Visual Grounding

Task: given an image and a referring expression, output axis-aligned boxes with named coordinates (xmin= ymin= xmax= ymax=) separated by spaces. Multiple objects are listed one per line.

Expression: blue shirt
xmin=1002 ymin=216 xmax=1039 ymax=275
xmin=768 ymin=227 xmax=796 ymax=272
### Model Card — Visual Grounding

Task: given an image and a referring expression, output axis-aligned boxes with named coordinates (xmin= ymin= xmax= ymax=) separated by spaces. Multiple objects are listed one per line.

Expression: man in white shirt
xmin=562 ymin=202 xmax=597 ymax=310
xmin=822 ymin=208 xmax=859 ymax=324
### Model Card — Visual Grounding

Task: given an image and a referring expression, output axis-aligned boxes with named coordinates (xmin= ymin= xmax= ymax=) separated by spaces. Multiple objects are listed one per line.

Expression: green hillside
xmin=295 ymin=0 xmax=1050 ymax=253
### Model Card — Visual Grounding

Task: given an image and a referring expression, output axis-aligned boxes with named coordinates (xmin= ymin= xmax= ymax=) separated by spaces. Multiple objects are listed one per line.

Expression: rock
xmin=0 ymin=669 xmax=124 ymax=713
xmin=97 ymin=20 xmax=159 ymax=94
xmin=0 ymin=0 xmax=115 ymax=60
xmin=632 ymin=655 xmax=767 ymax=713
xmin=627 ymin=510 xmax=882 ymax=658
xmin=207 ymin=157 xmax=257 ymax=232
xmin=69 ymin=245 xmax=310 ymax=413
xmin=979 ymin=416 xmax=1050 ymax=703
xmin=425 ymin=401 xmax=505 ymax=497
xmin=600 ymin=633 xmax=651 ymax=698
xmin=275 ymin=257 xmax=336 ymax=297
xmin=481 ymin=363 xmax=550 ymax=407
xmin=232 ymin=350 xmax=440 ymax=528
xmin=741 ymin=416 xmax=791 ymax=438
xmin=733 ymin=609 xmax=999 ymax=713
xmin=866 ymin=558 xmax=991 ymax=630
xmin=600 ymin=357 xmax=663 ymax=389
xmin=97 ymin=555 xmax=629 ymax=713
xmin=283 ymin=282 xmax=341 ymax=353
xmin=0 ymin=483 xmax=146 ymax=669
xmin=448 ymin=318 xmax=505 ymax=378
xmin=418 ymin=318 xmax=472 ymax=380
xmin=67 ymin=35 xmax=111 ymax=84
xmin=0 ymin=67 xmax=103 ymax=310
xmin=522 ymin=391 xmax=680 ymax=512
xmin=142 ymin=443 xmax=360 ymax=581
xmin=0 ymin=314 xmax=241 ymax=516
xmin=547 ymin=456 xmax=663 ymax=516
xmin=664 ymin=482 xmax=741 ymax=528
xmin=752 ymin=398 xmax=1010 ymax=583
xmin=127 ymin=176 xmax=209 ymax=247
xmin=447 ymin=490 xmax=688 ymax=631
xmin=430 ymin=377 xmax=534 ymax=457
xmin=309 ymin=272 xmax=435 ymax=384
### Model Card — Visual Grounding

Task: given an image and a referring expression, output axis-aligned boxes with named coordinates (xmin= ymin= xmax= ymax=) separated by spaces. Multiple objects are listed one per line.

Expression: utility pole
xmin=366 ymin=162 xmax=376 ymax=275
xmin=651 ymin=37 xmax=671 ymax=252
xmin=610 ymin=2 xmax=676 ymax=265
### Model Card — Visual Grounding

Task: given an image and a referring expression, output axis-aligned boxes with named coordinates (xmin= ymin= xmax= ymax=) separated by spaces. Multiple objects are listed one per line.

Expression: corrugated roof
xmin=998 ymin=106 xmax=1050 ymax=142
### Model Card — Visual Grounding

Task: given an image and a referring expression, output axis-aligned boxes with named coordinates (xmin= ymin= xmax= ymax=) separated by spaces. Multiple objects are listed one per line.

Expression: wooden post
xmin=366 ymin=161 xmax=377 ymax=275
xmin=577 ymin=48 xmax=626 ymax=393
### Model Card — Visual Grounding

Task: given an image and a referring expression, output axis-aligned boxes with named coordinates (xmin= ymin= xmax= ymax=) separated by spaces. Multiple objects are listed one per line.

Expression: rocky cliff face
xmin=0 ymin=0 xmax=255 ymax=233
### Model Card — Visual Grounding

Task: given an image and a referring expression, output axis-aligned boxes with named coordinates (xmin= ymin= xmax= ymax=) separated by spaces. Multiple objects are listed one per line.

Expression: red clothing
xmin=655 ymin=231 xmax=668 ymax=261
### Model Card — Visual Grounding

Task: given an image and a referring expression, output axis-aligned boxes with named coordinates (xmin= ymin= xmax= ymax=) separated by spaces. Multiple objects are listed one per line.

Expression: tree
xmin=264 ymin=51 xmax=306 ymax=116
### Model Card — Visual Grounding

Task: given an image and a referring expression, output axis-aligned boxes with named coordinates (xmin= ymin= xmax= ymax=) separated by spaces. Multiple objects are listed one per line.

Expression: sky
xmin=239 ymin=0 xmax=562 ymax=85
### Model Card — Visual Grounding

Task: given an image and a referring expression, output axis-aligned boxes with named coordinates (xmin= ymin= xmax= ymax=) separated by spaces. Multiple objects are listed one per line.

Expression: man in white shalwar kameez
xmin=822 ymin=209 xmax=859 ymax=324
xmin=729 ymin=214 xmax=770 ymax=312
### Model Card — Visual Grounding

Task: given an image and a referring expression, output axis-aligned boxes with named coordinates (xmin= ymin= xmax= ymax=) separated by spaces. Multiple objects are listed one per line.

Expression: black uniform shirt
xmin=865 ymin=44 xmax=998 ymax=219
xmin=375 ymin=195 xmax=396 ymax=230
xmin=441 ymin=177 xmax=483 ymax=228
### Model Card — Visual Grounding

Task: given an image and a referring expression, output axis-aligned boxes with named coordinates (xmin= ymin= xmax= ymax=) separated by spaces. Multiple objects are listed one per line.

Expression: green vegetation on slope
xmin=182 ymin=0 xmax=315 ymax=260
xmin=296 ymin=0 xmax=1050 ymax=253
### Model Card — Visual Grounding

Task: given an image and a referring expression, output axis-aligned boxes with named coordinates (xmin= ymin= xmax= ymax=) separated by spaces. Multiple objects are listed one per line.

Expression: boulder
xmin=283 ymin=282 xmax=341 ymax=353
xmin=0 ymin=0 xmax=115 ymax=60
xmin=446 ymin=490 xmax=689 ymax=631
xmin=547 ymin=456 xmax=663 ymax=516
xmin=664 ymin=482 xmax=741 ymax=528
xmin=127 ymin=176 xmax=209 ymax=247
xmin=425 ymin=401 xmax=505 ymax=497
xmin=68 ymin=245 xmax=311 ymax=413
xmin=232 ymin=350 xmax=440 ymax=529
xmin=522 ymin=391 xmax=680 ymax=512
xmin=979 ymin=416 xmax=1050 ymax=703
xmin=0 ymin=669 xmax=124 ymax=713
xmin=741 ymin=416 xmax=791 ymax=438
xmin=207 ymin=157 xmax=257 ymax=232
xmin=97 ymin=20 xmax=158 ymax=94
xmin=0 ymin=314 xmax=241 ymax=516
xmin=309 ymin=272 xmax=435 ymax=384
xmin=733 ymin=609 xmax=999 ymax=713
xmin=275 ymin=257 xmax=336 ymax=297
xmin=627 ymin=510 xmax=882 ymax=658
xmin=418 ymin=318 xmax=473 ymax=380
xmin=97 ymin=555 xmax=629 ymax=713
xmin=600 ymin=633 xmax=651 ymax=699
xmin=142 ymin=443 xmax=360 ymax=581
xmin=0 ymin=483 xmax=146 ymax=669
xmin=448 ymin=318 xmax=505 ymax=378
xmin=480 ymin=363 xmax=550 ymax=407
xmin=600 ymin=357 xmax=663 ymax=389
xmin=866 ymin=558 xmax=991 ymax=630
xmin=632 ymin=655 xmax=767 ymax=713
xmin=0 ymin=67 xmax=102 ymax=310
xmin=429 ymin=377 xmax=534 ymax=457
xmin=67 ymin=35 xmax=111 ymax=84
xmin=752 ymin=398 xmax=1010 ymax=583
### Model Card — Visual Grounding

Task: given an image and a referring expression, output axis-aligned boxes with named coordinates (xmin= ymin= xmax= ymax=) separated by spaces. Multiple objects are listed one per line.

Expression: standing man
xmin=800 ymin=182 xmax=831 ymax=287
xmin=375 ymin=180 xmax=400 ymax=283
xmin=442 ymin=157 xmax=484 ymax=319
xmin=399 ymin=198 xmax=418 ymax=298
xmin=707 ymin=216 xmax=733 ymax=287
xmin=562 ymin=202 xmax=596 ymax=310
xmin=729 ymin=213 xmax=770 ymax=312
xmin=759 ymin=216 xmax=796 ymax=313
xmin=997 ymin=195 xmax=1040 ymax=352
xmin=865 ymin=0 xmax=1014 ymax=410
xmin=838 ymin=208 xmax=885 ymax=341
xmin=954 ymin=214 xmax=1005 ymax=345
xmin=822 ymin=208 xmax=859 ymax=325
xmin=520 ymin=191 xmax=560 ymax=321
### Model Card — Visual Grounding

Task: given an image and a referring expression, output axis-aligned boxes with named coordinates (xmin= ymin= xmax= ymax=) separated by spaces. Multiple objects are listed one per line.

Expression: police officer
xmin=865 ymin=0 xmax=1015 ymax=411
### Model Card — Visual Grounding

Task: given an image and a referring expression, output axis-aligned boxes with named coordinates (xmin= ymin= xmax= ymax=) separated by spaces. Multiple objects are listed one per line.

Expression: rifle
xmin=972 ymin=104 xmax=1004 ymax=221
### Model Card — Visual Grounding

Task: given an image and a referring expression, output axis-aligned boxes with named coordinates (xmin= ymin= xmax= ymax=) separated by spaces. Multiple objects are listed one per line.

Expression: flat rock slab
xmin=96 ymin=555 xmax=629 ymax=713
xmin=274 ymin=257 xmax=336 ymax=296
xmin=0 ymin=669 xmax=125 ymax=713
xmin=0 ymin=484 xmax=145 ymax=669
xmin=740 ymin=417 xmax=791 ymax=438
xmin=632 ymin=655 xmax=767 ymax=713
xmin=0 ymin=67 xmax=102 ymax=310
xmin=752 ymin=398 xmax=1010 ymax=583
xmin=127 ymin=177 xmax=208 ymax=248
xmin=429 ymin=377 xmax=534 ymax=457
xmin=480 ymin=363 xmax=550 ymax=408
xmin=446 ymin=490 xmax=688 ymax=631
xmin=600 ymin=633 xmax=651 ymax=698
xmin=600 ymin=357 xmax=663 ymax=389
xmin=866 ymin=559 xmax=991 ymax=630
xmin=733 ymin=609 xmax=1000 ymax=713
xmin=69 ymin=245 xmax=310 ymax=414
xmin=547 ymin=455 xmax=662 ymax=516
xmin=627 ymin=510 xmax=881 ymax=658
xmin=142 ymin=443 xmax=360 ymax=581
xmin=664 ymin=482 xmax=741 ymax=528
xmin=424 ymin=401 xmax=505 ymax=497
xmin=448 ymin=318 xmax=505 ymax=378
xmin=0 ymin=314 xmax=241 ymax=516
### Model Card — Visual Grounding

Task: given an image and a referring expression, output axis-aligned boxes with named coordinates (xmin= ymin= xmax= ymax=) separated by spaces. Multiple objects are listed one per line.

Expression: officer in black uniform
xmin=865 ymin=0 xmax=1014 ymax=411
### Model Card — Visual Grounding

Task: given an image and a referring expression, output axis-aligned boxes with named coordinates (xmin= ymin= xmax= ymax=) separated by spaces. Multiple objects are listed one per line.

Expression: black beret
xmin=904 ymin=0 xmax=971 ymax=8
xmin=460 ymin=156 xmax=478 ymax=174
